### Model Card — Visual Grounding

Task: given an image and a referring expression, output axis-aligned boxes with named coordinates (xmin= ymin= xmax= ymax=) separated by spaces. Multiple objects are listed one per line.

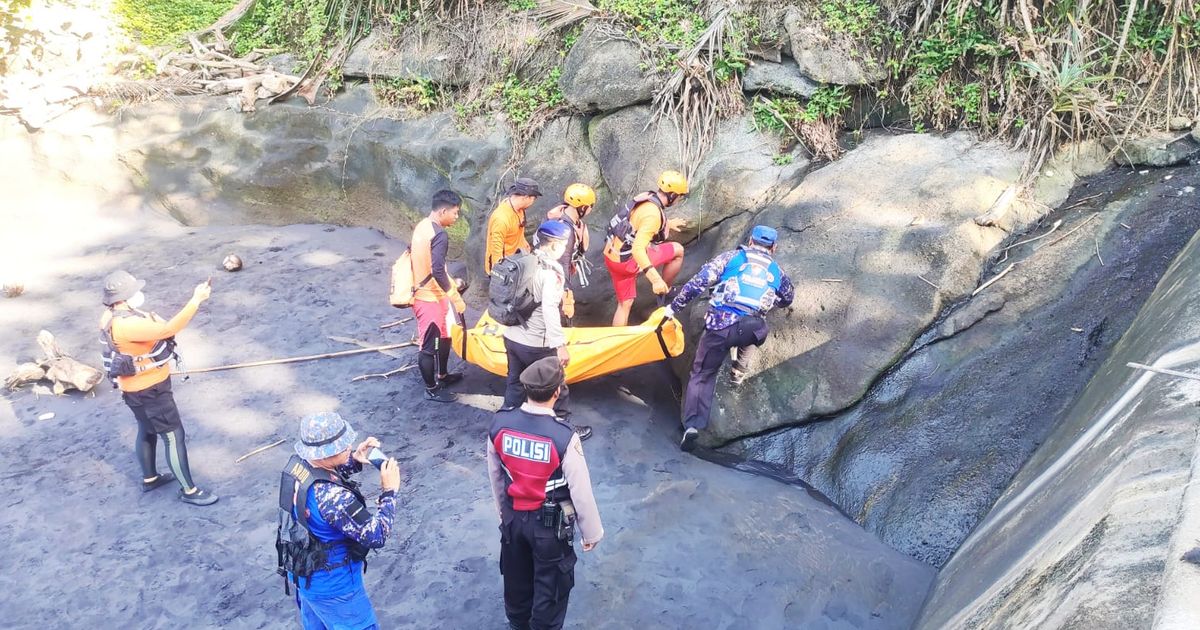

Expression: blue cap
xmin=535 ymin=219 xmax=572 ymax=243
xmin=294 ymin=411 xmax=358 ymax=461
xmin=750 ymin=225 xmax=778 ymax=246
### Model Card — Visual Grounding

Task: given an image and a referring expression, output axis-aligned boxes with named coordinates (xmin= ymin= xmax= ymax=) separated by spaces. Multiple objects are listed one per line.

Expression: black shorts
xmin=122 ymin=377 xmax=184 ymax=434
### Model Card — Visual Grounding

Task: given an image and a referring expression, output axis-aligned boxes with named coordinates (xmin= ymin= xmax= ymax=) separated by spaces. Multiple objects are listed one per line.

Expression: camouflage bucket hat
xmin=294 ymin=411 xmax=358 ymax=460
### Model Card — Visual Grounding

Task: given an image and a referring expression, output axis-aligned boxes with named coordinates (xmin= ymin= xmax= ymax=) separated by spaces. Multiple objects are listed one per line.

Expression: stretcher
xmin=449 ymin=307 xmax=685 ymax=384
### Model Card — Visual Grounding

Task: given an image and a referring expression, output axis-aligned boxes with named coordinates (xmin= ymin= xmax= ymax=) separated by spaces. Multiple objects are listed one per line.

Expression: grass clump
xmin=114 ymin=0 xmax=237 ymax=46
xmin=375 ymin=77 xmax=440 ymax=110
xmin=752 ymin=86 xmax=852 ymax=161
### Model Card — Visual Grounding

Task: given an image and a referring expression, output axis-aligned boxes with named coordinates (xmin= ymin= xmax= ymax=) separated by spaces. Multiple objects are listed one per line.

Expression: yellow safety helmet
xmin=657 ymin=170 xmax=689 ymax=195
xmin=563 ymin=183 xmax=596 ymax=208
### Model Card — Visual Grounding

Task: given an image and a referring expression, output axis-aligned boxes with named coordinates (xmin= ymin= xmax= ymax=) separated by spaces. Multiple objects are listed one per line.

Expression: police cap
xmin=520 ymin=356 xmax=565 ymax=391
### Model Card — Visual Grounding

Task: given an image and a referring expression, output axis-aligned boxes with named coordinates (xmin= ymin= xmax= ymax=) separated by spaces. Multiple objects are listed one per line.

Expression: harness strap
xmin=654 ymin=316 xmax=671 ymax=359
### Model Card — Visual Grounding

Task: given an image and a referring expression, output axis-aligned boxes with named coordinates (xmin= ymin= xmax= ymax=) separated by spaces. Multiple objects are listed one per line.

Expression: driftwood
xmin=352 ymin=364 xmax=418 ymax=382
xmin=5 ymin=331 xmax=103 ymax=394
xmin=175 ymin=342 xmax=416 ymax=375
xmin=235 ymin=438 xmax=287 ymax=464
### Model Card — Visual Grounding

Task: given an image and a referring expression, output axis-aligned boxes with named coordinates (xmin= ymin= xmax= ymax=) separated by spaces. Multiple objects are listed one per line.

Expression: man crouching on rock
xmin=488 ymin=357 xmax=603 ymax=630
xmin=277 ymin=412 xmax=400 ymax=629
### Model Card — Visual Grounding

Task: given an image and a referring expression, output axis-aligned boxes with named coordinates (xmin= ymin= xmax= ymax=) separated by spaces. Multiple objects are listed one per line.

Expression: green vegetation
xmin=599 ymin=0 xmax=707 ymax=51
xmin=501 ymin=68 xmax=564 ymax=125
xmin=1 ymin=0 xmax=34 ymax=73
xmin=114 ymin=0 xmax=236 ymax=46
xmin=752 ymin=86 xmax=852 ymax=161
xmin=506 ymin=0 xmax=537 ymax=11
xmin=375 ymin=77 xmax=439 ymax=110
xmin=232 ymin=0 xmax=332 ymax=58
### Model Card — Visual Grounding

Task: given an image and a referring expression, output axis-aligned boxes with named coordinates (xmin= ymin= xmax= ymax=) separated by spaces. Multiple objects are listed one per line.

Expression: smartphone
xmin=366 ymin=447 xmax=387 ymax=470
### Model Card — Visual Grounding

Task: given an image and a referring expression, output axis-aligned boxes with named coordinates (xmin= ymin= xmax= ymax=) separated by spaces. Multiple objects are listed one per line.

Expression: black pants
xmin=500 ymin=511 xmax=577 ymax=630
xmin=682 ymin=316 xmax=768 ymax=431
xmin=122 ymin=377 xmax=196 ymax=491
xmin=503 ymin=338 xmax=570 ymax=417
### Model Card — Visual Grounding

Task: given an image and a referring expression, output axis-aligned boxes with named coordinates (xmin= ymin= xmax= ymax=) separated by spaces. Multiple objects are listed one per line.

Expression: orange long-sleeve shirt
xmin=604 ymin=201 xmax=664 ymax=270
xmin=100 ymin=299 xmax=200 ymax=392
xmin=484 ymin=198 xmax=531 ymax=274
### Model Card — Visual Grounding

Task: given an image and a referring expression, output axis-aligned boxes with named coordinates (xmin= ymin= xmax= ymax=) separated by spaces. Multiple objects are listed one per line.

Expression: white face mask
xmin=127 ymin=291 xmax=145 ymax=309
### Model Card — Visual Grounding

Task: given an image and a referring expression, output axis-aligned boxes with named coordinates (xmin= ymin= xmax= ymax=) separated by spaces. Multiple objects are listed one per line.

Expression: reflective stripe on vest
xmin=710 ymin=248 xmax=782 ymax=315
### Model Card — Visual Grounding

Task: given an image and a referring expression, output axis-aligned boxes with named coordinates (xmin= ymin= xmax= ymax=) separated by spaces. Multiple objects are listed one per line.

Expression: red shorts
xmin=413 ymin=297 xmax=450 ymax=340
xmin=605 ymin=242 xmax=678 ymax=302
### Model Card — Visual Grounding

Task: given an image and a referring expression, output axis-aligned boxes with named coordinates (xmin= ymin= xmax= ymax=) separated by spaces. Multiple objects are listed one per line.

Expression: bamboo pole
xmin=1126 ymin=363 xmax=1200 ymax=383
xmin=175 ymin=342 xmax=416 ymax=375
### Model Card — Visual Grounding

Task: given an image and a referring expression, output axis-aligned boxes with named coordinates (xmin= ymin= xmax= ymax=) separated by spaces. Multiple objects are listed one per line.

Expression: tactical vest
xmin=710 ymin=247 xmax=783 ymax=316
xmin=275 ymin=455 xmax=371 ymax=594
xmin=99 ymin=309 xmax=178 ymax=386
xmin=606 ymin=193 xmax=666 ymax=263
xmin=489 ymin=409 xmax=575 ymax=511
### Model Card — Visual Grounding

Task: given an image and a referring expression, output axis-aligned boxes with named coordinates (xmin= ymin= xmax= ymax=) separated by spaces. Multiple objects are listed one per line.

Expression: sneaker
xmin=141 ymin=472 xmax=176 ymax=493
xmin=574 ymin=425 xmax=593 ymax=441
xmin=437 ymin=372 xmax=464 ymax=386
xmin=425 ymin=386 xmax=457 ymax=403
xmin=179 ymin=488 xmax=219 ymax=506
xmin=680 ymin=427 xmax=699 ymax=452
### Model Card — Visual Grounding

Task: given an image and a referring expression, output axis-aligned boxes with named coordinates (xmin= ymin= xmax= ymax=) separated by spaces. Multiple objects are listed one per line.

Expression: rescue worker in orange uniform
xmin=484 ymin=177 xmax=542 ymax=275
xmin=411 ymin=190 xmax=469 ymax=403
xmin=603 ymin=170 xmax=689 ymax=326
xmin=543 ymin=183 xmax=596 ymax=323
xmin=99 ymin=270 xmax=218 ymax=506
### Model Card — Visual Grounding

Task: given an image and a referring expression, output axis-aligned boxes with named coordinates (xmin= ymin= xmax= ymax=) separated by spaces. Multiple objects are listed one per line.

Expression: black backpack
xmin=488 ymin=252 xmax=543 ymax=325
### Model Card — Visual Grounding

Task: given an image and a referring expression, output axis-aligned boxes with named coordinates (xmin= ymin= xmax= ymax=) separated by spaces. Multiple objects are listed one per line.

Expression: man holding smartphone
xmin=277 ymin=411 xmax=401 ymax=629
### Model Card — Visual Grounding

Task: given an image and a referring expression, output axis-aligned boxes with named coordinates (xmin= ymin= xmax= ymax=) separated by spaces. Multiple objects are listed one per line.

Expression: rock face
xmin=342 ymin=30 xmax=464 ymax=85
xmin=724 ymin=166 xmax=1200 ymax=568
xmin=742 ymin=57 xmax=820 ymax=97
xmin=695 ymin=132 xmax=1022 ymax=445
xmin=116 ymin=85 xmax=512 ymax=274
xmin=559 ymin=25 xmax=657 ymax=112
xmin=783 ymin=6 xmax=887 ymax=85
xmin=916 ymin=210 xmax=1200 ymax=627
xmin=1105 ymin=131 xmax=1200 ymax=167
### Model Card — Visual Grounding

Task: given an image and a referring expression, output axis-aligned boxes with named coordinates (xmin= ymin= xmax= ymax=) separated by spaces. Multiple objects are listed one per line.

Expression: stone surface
xmin=783 ymin=6 xmax=887 ymax=85
xmin=1104 ymin=131 xmax=1200 ymax=167
xmin=342 ymin=30 xmax=465 ymax=85
xmin=114 ymin=86 xmax=512 ymax=281
xmin=724 ymin=166 xmax=1200 ymax=568
xmin=917 ymin=215 xmax=1200 ymax=626
xmin=742 ymin=56 xmax=820 ymax=97
xmin=559 ymin=24 xmax=657 ymax=112
xmin=691 ymin=132 xmax=1024 ymax=445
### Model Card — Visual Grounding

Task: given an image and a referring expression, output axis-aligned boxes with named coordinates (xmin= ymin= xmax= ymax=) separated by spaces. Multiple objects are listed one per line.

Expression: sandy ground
xmin=0 ymin=112 xmax=934 ymax=629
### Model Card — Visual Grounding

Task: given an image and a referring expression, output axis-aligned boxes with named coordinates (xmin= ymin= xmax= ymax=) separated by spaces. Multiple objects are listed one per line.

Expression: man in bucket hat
xmin=277 ymin=412 xmax=400 ymax=629
xmin=99 ymin=269 xmax=218 ymax=505
xmin=485 ymin=177 xmax=543 ymax=274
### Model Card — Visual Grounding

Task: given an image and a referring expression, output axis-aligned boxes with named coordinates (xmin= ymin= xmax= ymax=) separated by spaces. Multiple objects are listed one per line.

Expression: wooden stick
xmin=235 ymin=438 xmax=287 ymax=464
xmin=819 ymin=278 xmax=844 ymax=283
xmin=351 ymin=364 xmax=418 ymax=382
xmin=175 ymin=342 xmax=415 ymax=375
xmin=917 ymin=274 xmax=941 ymax=290
xmin=1002 ymin=219 xmax=1063 ymax=254
xmin=329 ymin=336 xmax=410 ymax=359
xmin=972 ymin=263 xmax=1015 ymax=297
xmin=1044 ymin=214 xmax=1099 ymax=248
xmin=380 ymin=317 xmax=413 ymax=330
xmin=1094 ymin=237 xmax=1105 ymax=266
xmin=1127 ymin=362 xmax=1200 ymax=382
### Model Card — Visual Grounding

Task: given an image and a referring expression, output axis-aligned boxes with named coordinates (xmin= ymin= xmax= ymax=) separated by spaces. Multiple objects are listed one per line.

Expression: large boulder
xmin=559 ymin=24 xmax=657 ymax=112
xmin=115 ymin=86 xmax=512 ymax=281
xmin=742 ymin=57 xmax=820 ymax=97
xmin=1104 ymin=131 xmax=1200 ymax=167
xmin=783 ymin=6 xmax=887 ymax=85
xmin=696 ymin=132 xmax=1028 ymax=445
xmin=342 ymin=30 xmax=465 ymax=86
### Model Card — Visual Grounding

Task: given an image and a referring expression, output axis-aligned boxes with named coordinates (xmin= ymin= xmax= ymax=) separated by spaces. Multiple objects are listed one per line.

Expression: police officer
xmin=277 ymin=412 xmax=401 ymax=629
xmin=664 ymin=226 xmax=795 ymax=452
xmin=487 ymin=357 xmax=604 ymax=630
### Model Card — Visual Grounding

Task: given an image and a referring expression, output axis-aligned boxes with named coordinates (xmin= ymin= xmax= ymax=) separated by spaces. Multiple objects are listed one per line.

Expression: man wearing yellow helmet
xmin=544 ymin=183 xmax=596 ymax=323
xmin=603 ymin=170 xmax=689 ymax=326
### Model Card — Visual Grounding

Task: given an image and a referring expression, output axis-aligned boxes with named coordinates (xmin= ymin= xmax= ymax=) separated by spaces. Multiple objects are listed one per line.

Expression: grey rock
xmin=742 ymin=57 xmax=820 ymax=97
xmin=1193 ymin=122 xmax=1200 ymax=143
xmin=696 ymin=132 xmax=1026 ymax=445
xmin=342 ymin=30 xmax=464 ymax=86
xmin=560 ymin=24 xmax=657 ymax=112
xmin=1104 ymin=131 xmax=1200 ymax=167
xmin=783 ymin=6 xmax=887 ymax=85
xmin=725 ymin=166 xmax=1200 ymax=569
xmin=1169 ymin=116 xmax=1193 ymax=130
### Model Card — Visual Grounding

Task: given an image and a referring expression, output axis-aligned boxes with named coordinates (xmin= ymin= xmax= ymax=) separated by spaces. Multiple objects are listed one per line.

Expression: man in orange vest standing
xmin=603 ymin=170 xmax=689 ymax=326
xmin=484 ymin=177 xmax=542 ymax=275
xmin=99 ymin=270 xmax=218 ymax=506
xmin=411 ymin=190 xmax=469 ymax=403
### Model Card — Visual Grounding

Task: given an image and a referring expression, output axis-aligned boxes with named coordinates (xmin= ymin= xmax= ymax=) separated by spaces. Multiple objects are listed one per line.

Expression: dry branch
xmin=351 ymin=364 xmax=418 ymax=382
xmin=235 ymin=438 xmax=287 ymax=464
xmin=175 ymin=342 xmax=415 ymax=375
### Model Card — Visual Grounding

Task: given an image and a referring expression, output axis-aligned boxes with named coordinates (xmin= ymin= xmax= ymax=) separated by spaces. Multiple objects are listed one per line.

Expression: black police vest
xmin=275 ymin=455 xmax=371 ymax=594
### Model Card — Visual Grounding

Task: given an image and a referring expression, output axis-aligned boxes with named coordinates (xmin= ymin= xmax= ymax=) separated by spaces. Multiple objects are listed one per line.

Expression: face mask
xmin=127 ymin=291 xmax=145 ymax=309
